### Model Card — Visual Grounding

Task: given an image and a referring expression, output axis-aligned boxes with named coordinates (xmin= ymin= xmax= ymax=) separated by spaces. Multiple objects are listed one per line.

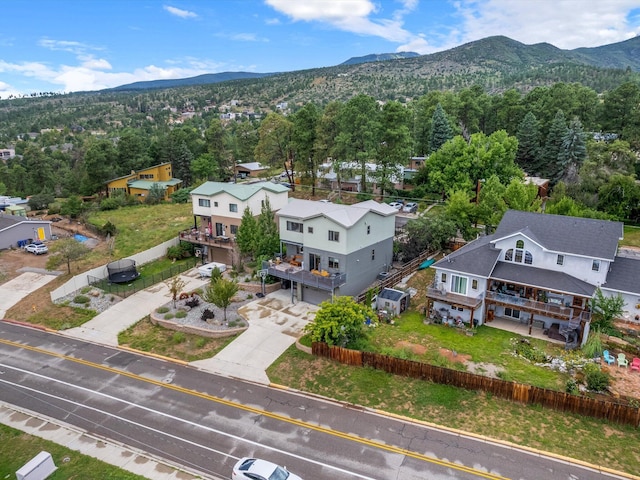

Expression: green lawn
xmin=267 ymin=346 xmax=640 ymax=477
xmin=0 ymin=424 xmax=148 ymax=480
xmin=622 ymin=225 xmax=640 ymax=248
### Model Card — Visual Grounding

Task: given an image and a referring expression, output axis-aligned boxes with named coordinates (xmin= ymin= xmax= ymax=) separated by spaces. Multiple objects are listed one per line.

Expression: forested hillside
xmin=0 ymin=35 xmax=639 ymax=226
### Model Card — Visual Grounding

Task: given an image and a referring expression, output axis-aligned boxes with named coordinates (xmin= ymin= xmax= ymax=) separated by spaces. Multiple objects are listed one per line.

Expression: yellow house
xmin=106 ymin=163 xmax=182 ymax=201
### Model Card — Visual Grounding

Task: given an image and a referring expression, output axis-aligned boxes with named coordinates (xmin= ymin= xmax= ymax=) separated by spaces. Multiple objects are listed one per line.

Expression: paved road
xmin=0 ymin=323 xmax=628 ymax=480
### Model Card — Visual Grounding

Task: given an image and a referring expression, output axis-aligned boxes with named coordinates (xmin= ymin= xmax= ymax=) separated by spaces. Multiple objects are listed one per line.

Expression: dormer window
xmin=505 ymin=240 xmax=533 ymax=265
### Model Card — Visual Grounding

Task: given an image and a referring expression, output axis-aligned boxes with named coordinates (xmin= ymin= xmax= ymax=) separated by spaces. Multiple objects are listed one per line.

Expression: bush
xmin=175 ymin=311 xmax=187 ymax=318
xmin=185 ymin=297 xmax=200 ymax=308
xmin=565 ymin=378 xmax=580 ymax=395
xmin=156 ymin=306 xmax=169 ymax=314
xmin=73 ymin=295 xmax=90 ymax=304
xmin=164 ymin=313 xmax=175 ymax=319
xmin=513 ymin=338 xmax=548 ymax=363
xmin=201 ymin=309 xmax=215 ymax=321
xmin=583 ymin=363 xmax=610 ymax=392
xmin=80 ymin=286 xmax=91 ymax=294
xmin=99 ymin=198 xmax=121 ymax=211
xmin=172 ymin=332 xmax=186 ymax=344
xmin=195 ymin=337 xmax=208 ymax=348
xmin=167 ymin=241 xmax=194 ymax=260
xmin=100 ymin=220 xmax=117 ymax=236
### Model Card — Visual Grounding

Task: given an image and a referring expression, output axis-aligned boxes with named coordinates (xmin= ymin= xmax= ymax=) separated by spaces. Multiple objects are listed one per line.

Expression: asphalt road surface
xmin=0 ymin=323 xmax=627 ymax=480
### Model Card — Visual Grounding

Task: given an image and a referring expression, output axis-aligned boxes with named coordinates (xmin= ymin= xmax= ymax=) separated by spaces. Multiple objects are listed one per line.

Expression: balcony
xmin=485 ymin=291 xmax=591 ymax=322
xmin=263 ymin=260 xmax=347 ymax=292
xmin=179 ymin=229 xmax=234 ymax=249
xmin=425 ymin=287 xmax=483 ymax=309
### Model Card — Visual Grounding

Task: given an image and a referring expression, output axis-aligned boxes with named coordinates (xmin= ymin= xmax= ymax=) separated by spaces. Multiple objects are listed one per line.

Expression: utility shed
xmin=376 ymin=288 xmax=410 ymax=316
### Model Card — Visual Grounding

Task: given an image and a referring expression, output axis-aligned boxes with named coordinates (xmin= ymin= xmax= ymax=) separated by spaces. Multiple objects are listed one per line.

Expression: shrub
xmin=565 ymin=378 xmax=580 ymax=395
xmin=195 ymin=337 xmax=207 ymax=348
xmin=156 ymin=306 xmax=169 ymax=314
xmin=164 ymin=313 xmax=175 ymax=319
xmin=80 ymin=286 xmax=91 ymax=294
xmin=201 ymin=309 xmax=215 ymax=321
xmin=246 ymin=294 xmax=253 ymax=300
xmin=175 ymin=311 xmax=187 ymax=318
xmin=99 ymin=198 xmax=121 ymax=211
xmin=583 ymin=363 xmax=610 ymax=392
xmin=582 ymin=329 xmax=603 ymax=358
xmin=172 ymin=332 xmax=186 ymax=344
xmin=73 ymin=295 xmax=90 ymax=304
xmin=513 ymin=338 xmax=548 ymax=363
xmin=185 ymin=297 xmax=200 ymax=308
xmin=100 ymin=220 xmax=117 ymax=236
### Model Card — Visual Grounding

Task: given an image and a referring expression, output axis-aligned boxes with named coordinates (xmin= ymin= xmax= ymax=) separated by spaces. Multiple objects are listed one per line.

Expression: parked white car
xmin=232 ymin=457 xmax=302 ymax=480
xmin=24 ymin=243 xmax=48 ymax=255
xmin=388 ymin=202 xmax=403 ymax=210
xmin=403 ymin=202 xmax=418 ymax=213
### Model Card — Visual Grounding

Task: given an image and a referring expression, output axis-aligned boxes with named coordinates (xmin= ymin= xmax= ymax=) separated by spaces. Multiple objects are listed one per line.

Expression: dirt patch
xmin=437 ymin=347 xmax=471 ymax=364
xmin=396 ymin=341 xmax=427 ymax=355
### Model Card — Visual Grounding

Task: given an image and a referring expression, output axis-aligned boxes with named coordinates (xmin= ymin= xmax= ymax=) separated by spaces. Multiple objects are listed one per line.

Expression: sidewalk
xmin=0 ymin=402 xmax=212 ymax=480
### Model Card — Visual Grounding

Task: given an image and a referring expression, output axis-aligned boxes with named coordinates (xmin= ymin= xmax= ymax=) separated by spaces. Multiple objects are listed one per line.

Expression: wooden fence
xmin=312 ymin=342 xmax=640 ymax=427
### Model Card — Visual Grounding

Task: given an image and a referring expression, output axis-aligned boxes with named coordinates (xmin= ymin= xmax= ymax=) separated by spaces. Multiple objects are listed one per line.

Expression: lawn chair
xmin=631 ymin=357 xmax=640 ymax=372
xmin=617 ymin=353 xmax=629 ymax=368
xmin=602 ymin=350 xmax=615 ymax=365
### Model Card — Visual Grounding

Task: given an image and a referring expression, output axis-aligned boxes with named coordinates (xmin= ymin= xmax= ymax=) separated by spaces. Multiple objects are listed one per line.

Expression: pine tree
xmin=235 ymin=206 xmax=257 ymax=257
xmin=558 ymin=118 xmax=587 ymax=184
xmin=429 ymin=103 xmax=453 ymax=152
xmin=515 ymin=112 xmax=540 ymax=174
xmin=540 ymin=110 xmax=568 ymax=182
xmin=255 ymin=197 xmax=279 ymax=258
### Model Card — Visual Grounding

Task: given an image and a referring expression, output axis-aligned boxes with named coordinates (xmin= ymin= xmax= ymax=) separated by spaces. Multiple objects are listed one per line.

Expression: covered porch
xmin=485 ymin=317 xmax=565 ymax=345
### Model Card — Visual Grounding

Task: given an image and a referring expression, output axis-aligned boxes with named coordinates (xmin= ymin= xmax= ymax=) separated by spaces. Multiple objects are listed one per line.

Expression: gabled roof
xmin=493 ymin=210 xmax=622 ymax=260
xmin=379 ymin=288 xmax=407 ymax=301
xmin=491 ymin=262 xmax=597 ymax=297
xmin=603 ymin=256 xmax=640 ymax=296
xmin=236 ymin=162 xmax=266 ymax=171
xmin=434 ymin=234 xmax=501 ymax=277
xmin=128 ymin=179 xmax=182 ymax=189
xmin=0 ymin=214 xmax=50 ymax=232
xmin=190 ymin=181 xmax=290 ymax=200
xmin=277 ymin=199 xmax=396 ymax=228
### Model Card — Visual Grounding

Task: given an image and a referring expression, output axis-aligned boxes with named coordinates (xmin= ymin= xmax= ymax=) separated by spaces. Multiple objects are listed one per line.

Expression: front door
xmin=215 ymin=222 xmax=224 ymax=236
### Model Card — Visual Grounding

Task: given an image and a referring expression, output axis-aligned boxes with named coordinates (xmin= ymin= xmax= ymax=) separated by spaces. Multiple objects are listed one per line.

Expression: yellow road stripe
xmin=0 ymin=337 xmax=509 ymax=479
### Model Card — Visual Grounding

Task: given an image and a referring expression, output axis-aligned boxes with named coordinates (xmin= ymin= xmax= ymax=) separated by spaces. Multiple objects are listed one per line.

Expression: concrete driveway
xmin=191 ymin=290 xmax=318 ymax=384
xmin=0 ymin=270 xmax=60 ymax=319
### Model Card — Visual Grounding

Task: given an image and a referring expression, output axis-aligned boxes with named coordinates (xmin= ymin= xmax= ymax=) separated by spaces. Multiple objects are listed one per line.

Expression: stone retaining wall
xmin=149 ymin=312 xmax=247 ymax=339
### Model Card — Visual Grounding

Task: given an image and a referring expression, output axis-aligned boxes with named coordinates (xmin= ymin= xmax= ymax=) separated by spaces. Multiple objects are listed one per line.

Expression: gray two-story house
xmin=266 ymin=200 xmax=397 ymax=304
xmin=426 ymin=210 xmax=640 ymax=347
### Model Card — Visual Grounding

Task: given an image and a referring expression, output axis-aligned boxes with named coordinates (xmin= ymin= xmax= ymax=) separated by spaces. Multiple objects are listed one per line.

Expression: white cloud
xmin=163 ymin=5 xmax=198 ymax=19
xmin=453 ymin=0 xmax=640 ymax=49
xmin=38 ymin=38 xmax=103 ymax=55
xmin=230 ymin=33 xmax=269 ymax=42
xmin=265 ymin=17 xmax=281 ymax=25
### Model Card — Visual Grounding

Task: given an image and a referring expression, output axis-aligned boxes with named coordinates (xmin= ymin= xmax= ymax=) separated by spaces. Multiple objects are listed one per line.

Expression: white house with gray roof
xmin=266 ymin=199 xmax=397 ymax=304
xmin=183 ymin=181 xmax=290 ymax=265
xmin=426 ymin=210 xmax=640 ymax=348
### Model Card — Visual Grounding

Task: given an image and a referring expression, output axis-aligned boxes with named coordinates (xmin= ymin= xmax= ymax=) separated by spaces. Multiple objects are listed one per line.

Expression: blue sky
xmin=1 ymin=0 xmax=639 ymax=99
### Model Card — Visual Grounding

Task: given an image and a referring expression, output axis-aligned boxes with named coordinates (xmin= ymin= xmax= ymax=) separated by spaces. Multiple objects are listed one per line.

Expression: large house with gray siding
xmin=426 ymin=210 xmax=640 ymax=347
xmin=266 ymin=200 xmax=397 ymax=304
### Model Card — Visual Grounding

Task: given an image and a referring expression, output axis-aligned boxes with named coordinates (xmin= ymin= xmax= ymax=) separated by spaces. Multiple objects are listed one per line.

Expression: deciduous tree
xmin=304 ymin=296 xmax=375 ymax=347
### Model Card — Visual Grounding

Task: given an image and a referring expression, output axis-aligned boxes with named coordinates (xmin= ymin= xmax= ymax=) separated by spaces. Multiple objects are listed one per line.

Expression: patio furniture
xmin=602 ymin=350 xmax=616 ymax=365
xmin=617 ymin=353 xmax=629 ymax=368
xmin=630 ymin=357 xmax=640 ymax=372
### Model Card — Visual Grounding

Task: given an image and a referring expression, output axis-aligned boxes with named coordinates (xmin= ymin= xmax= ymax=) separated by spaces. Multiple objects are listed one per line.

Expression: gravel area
xmin=55 ymin=286 xmax=257 ymax=332
xmin=155 ymin=291 xmax=255 ymax=331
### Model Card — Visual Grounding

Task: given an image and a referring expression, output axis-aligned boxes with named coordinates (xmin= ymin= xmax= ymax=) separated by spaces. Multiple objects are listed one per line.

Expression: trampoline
xmin=107 ymin=259 xmax=140 ymax=283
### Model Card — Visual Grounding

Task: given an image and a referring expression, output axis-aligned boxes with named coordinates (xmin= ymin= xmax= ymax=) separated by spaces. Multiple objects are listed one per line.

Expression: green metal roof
xmin=190 ymin=181 xmax=290 ymax=200
xmin=128 ymin=179 xmax=182 ymax=189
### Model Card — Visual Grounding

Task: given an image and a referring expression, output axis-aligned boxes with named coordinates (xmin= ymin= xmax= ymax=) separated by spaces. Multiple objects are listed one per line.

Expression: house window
xmin=505 ymin=307 xmax=521 ymax=319
xmin=516 ymin=240 xmax=524 ymax=249
xmin=592 ymin=259 xmax=600 ymax=272
xmin=371 ymin=249 xmax=375 ymax=261
xmin=308 ymin=226 xmax=314 ymax=233
xmin=505 ymin=249 xmax=513 ymax=261
xmin=214 ymin=201 xmax=218 ymax=207
xmin=451 ymin=275 xmax=467 ymax=294
xmin=229 ymin=203 xmax=238 ymax=213
xmin=557 ymin=254 xmax=564 ymax=266
xmin=328 ymin=257 xmax=339 ymax=269
xmin=198 ymin=198 xmax=210 ymax=207
xmin=441 ymin=273 xmax=447 ymax=283
xmin=472 ymin=279 xmax=478 ymax=290
xmin=328 ymin=230 xmax=339 ymax=242
xmin=367 ymin=225 xmax=371 ymax=235
xmin=230 ymin=225 xmax=238 ymax=235
xmin=505 ymin=244 xmax=533 ymax=265
xmin=286 ymin=221 xmax=303 ymax=232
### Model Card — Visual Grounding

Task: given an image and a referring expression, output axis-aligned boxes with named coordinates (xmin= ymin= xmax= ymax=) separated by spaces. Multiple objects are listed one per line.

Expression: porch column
xmin=528 ymin=314 xmax=534 ymax=335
